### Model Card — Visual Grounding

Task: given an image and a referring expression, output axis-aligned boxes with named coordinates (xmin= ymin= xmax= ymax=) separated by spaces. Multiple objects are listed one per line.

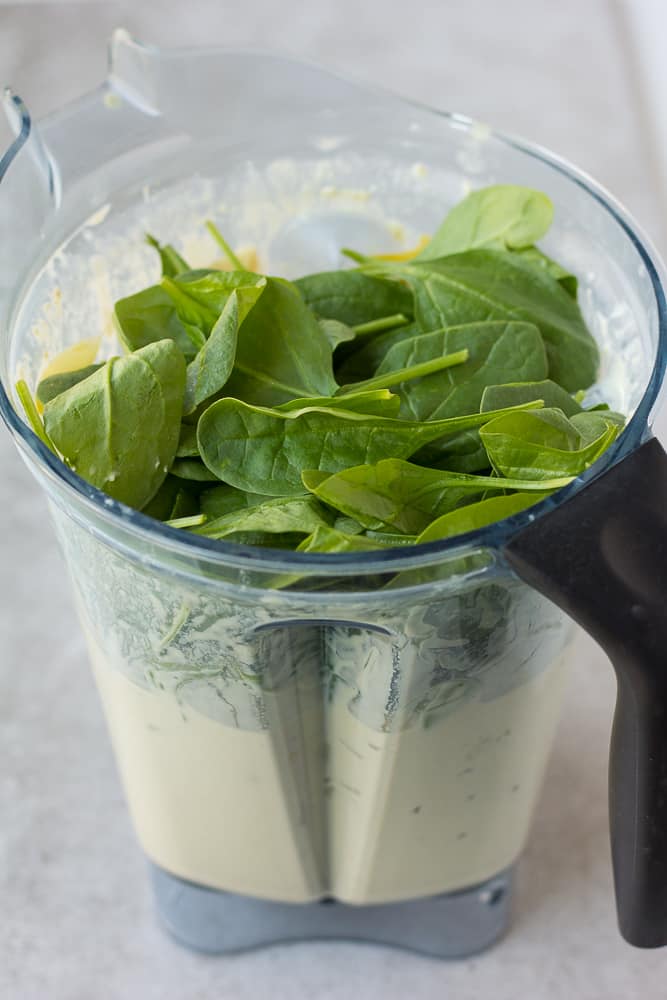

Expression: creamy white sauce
xmin=89 ymin=631 xmax=569 ymax=904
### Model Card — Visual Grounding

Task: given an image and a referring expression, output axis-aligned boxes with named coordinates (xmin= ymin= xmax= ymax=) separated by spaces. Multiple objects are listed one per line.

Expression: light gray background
xmin=2 ymin=2 xmax=667 ymax=998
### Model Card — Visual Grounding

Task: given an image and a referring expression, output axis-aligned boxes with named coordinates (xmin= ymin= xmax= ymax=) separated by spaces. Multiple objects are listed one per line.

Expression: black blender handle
xmin=504 ymin=436 xmax=667 ymax=948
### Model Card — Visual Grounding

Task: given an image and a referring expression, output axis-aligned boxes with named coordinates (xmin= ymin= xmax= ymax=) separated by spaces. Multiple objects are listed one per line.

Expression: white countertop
xmin=2 ymin=2 xmax=667 ymax=997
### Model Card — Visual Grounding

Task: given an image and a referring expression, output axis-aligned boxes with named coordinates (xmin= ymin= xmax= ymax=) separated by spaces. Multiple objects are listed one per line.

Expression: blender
xmin=1 ymin=31 xmax=667 ymax=954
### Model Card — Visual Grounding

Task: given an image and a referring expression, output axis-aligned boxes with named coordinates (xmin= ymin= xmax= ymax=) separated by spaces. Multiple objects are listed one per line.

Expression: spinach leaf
xmin=417 ymin=376 xmax=584 ymax=471
xmin=319 ymin=317 xmax=358 ymax=350
xmin=578 ymin=404 xmax=626 ymax=429
xmin=417 ymin=491 xmax=552 ymax=542
xmin=145 ymin=234 xmax=190 ymax=277
xmin=295 ymin=270 xmax=413 ymax=326
xmin=161 ymin=276 xmax=221 ymax=337
xmin=200 ymin=485 xmax=268 ymax=519
xmin=197 ymin=397 xmax=543 ymax=496
xmin=195 ymin=495 xmax=332 ymax=540
xmin=319 ymin=313 xmax=411 ymax=353
xmin=142 ymin=477 xmax=204 ymax=524
xmin=480 ymin=378 xmax=582 ymax=416
xmin=334 ymin=516 xmax=365 ymax=535
xmin=516 ymin=247 xmax=577 ymax=298
xmin=169 ymin=488 xmax=201 ymax=520
xmin=36 ymin=364 xmax=104 ymax=405
xmin=276 ymin=388 xmax=402 ymax=418
xmin=297 ymin=525 xmax=391 ymax=554
xmin=364 ymin=250 xmax=598 ymax=391
xmin=176 ymin=422 xmax=200 ymax=457
xmin=184 ymin=280 xmax=266 ymax=413
xmin=161 ymin=268 xmax=266 ymax=328
xmin=166 ymin=273 xmax=338 ymax=405
xmin=416 ymin=185 xmax=554 ymax=260
xmin=141 ymin=474 xmax=182 ymax=520
xmin=221 ymin=277 xmax=337 ymax=405
xmin=302 ymin=458 xmax=571 ymax=534
xmin=414 ymin=427 xmax=491 ymax=473
xmin=43 ymin=340 xmax=185 ymax=509
xmin=480 ymin=407 xmax=621 ymax=480
xmin=571 ymin=409 xmax=626 ymax=440
xmin=114 ymin=285 xmax=204 ymax=361
xmin=374 ymin=320 xmax=547 ymax=420
xmin=170 ymin=458 xmax=221 ymax=482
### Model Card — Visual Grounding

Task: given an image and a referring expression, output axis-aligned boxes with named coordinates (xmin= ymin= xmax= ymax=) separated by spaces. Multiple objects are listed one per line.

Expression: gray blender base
xmin=150 ymin=864 xmax=514 ymax=958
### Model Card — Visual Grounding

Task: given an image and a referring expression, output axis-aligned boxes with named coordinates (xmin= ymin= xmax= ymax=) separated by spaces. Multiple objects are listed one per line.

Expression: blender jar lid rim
xmin=0 ymin=72 xmax=665 ymax=573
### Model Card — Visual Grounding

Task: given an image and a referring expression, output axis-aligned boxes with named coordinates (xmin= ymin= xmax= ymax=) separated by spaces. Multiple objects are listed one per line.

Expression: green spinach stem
xmin=165 ymin=513 xmax=208 ymax=529
xmin=353 ymin=313 xmax=410 ymax=336
xmin=337 ymin=348 xmax=469 ymax=395
xmin=205 ymin=221 xmax=244 ymax=271
xmin=15 ymin=379 xmax=57 ymax=453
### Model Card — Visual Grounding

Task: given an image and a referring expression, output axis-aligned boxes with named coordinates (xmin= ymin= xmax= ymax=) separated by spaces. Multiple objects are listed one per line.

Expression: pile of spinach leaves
xmin=22 ymin=186 xmax=624 ymax=557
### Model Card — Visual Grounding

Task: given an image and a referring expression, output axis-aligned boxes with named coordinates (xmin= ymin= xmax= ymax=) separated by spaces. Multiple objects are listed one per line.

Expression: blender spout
xmin=0 ymin=90 xmax=60 ymax=323
xmin=107 ymin=28 xmax=161 ymax=116
xmin=0 ymin=90 xmax=30 ymax=180
xmin=0 ymin=90 xmax=60 ymax=205
xmin=105 ymin=28 xmax=397 ymax=129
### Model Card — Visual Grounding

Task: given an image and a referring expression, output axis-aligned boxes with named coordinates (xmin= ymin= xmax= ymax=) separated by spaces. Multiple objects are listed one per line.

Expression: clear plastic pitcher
xmin=2 ymin=32 xmax=667 ymax=955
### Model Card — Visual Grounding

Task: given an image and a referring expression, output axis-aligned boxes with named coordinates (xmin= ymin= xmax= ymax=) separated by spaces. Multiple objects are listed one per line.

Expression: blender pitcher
xmin=1 ymin=32 xmax=667 ymax=955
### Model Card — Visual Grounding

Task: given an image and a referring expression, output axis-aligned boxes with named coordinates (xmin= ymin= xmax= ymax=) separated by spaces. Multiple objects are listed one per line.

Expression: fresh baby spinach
xmin=145 ymin=233 xmax=190 ymax=277
xmin=170 ymin=458 xmax=222 ymax=482
xmin=168 ymin=488 xmax=201 ymax=521
xmin=28 ymin=182 xmax=626 ymax=555
xmin=417 ymin=491 xmax=552 ymax=543
xmin=318 ymin=317 xmax=358 ymax=350
xmin=480 ymin=407 xmax=622 ymax=480
xmin=195 ymin=495 xmax=332 ymax=540
xmin=43 ymin=340 xmax=185 ymax=509
xmin=416 ymin=184 xmax=554 ymax=260
xmin=36 ymin=363 xmax=105 ymax=405
xmin=221 ymin=277 xmax=338 ymax=405
xmin=362 ymin=250 xmax=598 ymax=391
xmin=114 ymin=285 xmax=205 ymax=361
xmin=297 ymin=524 xmax=393 ymax=554
xmin=199 ymin=484 xmax=269 ymax=519
xmin=175 ymin=422 xmax=200 ymax=458
xmin=295 ymin=269 xmax=413 ymax=326
xmin=373 ymin=320 xmax=547 ymax=420
xmin=516 ymin=247 xmax=577 ymax=298
xmin=141 ymin=474 xmax=183 ymax=520
xmin=184 ymin=280 xmax=266 ymax=412
xmin=302 ymin=458 xmax=570 ymax=535
xmin=480 ymin=378 xmax=583 ymax=416
xmin=162 ymin=268 xmax=262 ymax=322
xmin=197 ymin=398 xmax=543 ymax=496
